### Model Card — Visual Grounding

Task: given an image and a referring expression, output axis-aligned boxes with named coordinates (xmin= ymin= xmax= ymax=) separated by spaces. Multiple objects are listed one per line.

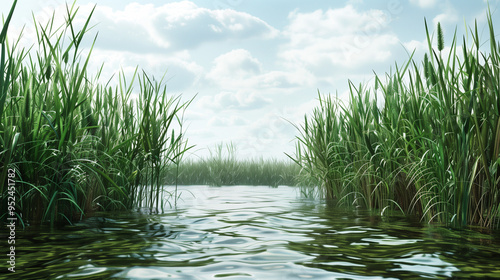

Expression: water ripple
xmin=6 ymin=185 xmax=500 ymax=279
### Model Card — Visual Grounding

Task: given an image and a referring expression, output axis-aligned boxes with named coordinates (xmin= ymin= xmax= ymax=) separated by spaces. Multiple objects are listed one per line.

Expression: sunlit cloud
xmin=84 ymin=1 xmax=278 ymax=53
xmin=409 ymin=0 xmax=438 ymax=9
xmin=199 ymin=91 xmax=271 ymax=111
xmin=280 ymin=5 xmax=400 ymax=74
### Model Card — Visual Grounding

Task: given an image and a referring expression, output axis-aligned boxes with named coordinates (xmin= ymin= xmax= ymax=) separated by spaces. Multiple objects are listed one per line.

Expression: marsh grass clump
xmin=0 ymin=1 xmax=192 ymax=227
xmin=291 ymin=12 xmax=500 ymax=229
xmin=164 ymin=143 xmax=301 ymax=187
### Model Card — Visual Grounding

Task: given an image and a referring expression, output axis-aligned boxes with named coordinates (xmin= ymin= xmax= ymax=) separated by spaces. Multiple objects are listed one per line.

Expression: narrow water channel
xmin=4 ymin=185 xmax=500 ymax=279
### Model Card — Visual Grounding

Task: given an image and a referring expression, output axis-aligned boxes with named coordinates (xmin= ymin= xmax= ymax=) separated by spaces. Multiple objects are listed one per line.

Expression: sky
xmin=2 ymin=0 xmax=500 ymax=160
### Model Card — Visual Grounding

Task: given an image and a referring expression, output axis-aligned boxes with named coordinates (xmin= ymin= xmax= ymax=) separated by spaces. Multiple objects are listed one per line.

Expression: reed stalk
xmin=0 ymin=1 xmax=192 ymax=227
xmin=291 ymin=10 xmax=500 ymax=229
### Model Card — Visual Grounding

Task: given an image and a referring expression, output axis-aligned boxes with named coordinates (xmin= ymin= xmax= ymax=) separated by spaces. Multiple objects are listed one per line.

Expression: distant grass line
xmin=0 ymin=1 xmax=192 ymax=227
xmin=163 ymin=143 xmax=301 ymax=187
xmin=290 ymin=11 xmax=500 ymax=229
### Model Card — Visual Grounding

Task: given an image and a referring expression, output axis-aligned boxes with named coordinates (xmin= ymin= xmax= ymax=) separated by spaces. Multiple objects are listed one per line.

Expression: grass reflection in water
xmin=4 ymin=185 xmax=500 ymax=279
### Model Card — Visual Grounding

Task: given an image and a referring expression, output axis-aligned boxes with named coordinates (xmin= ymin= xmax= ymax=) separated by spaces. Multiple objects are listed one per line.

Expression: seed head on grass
xmin=437 ymin=22 xmax=445 ymax=52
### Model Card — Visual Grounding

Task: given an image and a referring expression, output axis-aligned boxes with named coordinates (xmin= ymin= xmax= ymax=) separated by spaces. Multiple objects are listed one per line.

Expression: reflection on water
xmin=3 ymin=185 xmax=500 ymax=279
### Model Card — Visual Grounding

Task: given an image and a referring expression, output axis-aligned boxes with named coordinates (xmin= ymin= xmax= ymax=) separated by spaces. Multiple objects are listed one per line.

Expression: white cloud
xmin=432 ymin=7 xmax=459 ymax=27
xmin=88 ymin=49 xmax=204 ymax=91
xmin=409 ymin=0 xmax=438 ymax=9
xmin=403 ymin=39 xmax=428 ymax=56
xmin=280 ymin=5 xmax=400 ymax=75
xmin=82 ymin=1 xmax=278 ymax=53
xmin=207 ymin=49 xmax=262 ymax=80
xmin=259 ymin=70 xmax=314 ymax=88
xmin=8 ymin=1 xmax=277 ymax=54
xmin=199 ymin=91 xmax=271 ymax=111
xmin=208 ymin=115 xmax=247 ymax=127
xmin=206 ymin=49 xmax=317 ymax=90
xmin=236 ymin=112 xmax=295 ymax=158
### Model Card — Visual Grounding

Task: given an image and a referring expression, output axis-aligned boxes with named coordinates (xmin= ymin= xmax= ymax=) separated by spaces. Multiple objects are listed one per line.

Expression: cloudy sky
xmin=2 ymin=0 xmax=499 ymax=160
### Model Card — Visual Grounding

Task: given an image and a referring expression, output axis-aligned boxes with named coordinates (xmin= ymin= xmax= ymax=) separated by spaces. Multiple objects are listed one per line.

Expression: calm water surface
xmin=5 ymin=185 xmax=500 ymax=279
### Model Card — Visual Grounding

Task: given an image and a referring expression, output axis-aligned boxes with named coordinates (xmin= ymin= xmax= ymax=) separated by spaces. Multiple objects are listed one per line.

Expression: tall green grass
xmin=291 ymin=12 xmax=500 ymax=229
xmin=164 ymin=143 xmax=300 ymax=187
xmin=1 ymin=1 xmax=192 ymax=226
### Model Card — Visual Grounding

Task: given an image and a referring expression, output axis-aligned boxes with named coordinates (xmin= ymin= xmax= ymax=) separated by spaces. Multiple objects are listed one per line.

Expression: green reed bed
xmin=0 ymin=1 xmax=192 ymax=227
xmin=163 ymin=143 xmax=300 ymax=187
xmin=291 ymin=12 xmax=500 ymax=229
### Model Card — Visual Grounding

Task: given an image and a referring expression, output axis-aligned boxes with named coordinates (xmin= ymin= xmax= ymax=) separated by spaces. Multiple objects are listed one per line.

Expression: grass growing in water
xmin=164 ymin=143 xmax=300 ymax=187
xmin=0 ymin=1 xmax=192 ymax=227
xmin=290 ymin=12 xmax=500 ymax=229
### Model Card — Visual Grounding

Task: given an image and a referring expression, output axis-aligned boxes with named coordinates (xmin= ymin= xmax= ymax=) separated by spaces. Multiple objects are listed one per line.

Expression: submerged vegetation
xmin=291 ymin=12 xmax=500 ymax=229
xmin=163 ymin=143 xmax=300 ymax=187
xmin=0 ymin=1 xmax=192 ymax=227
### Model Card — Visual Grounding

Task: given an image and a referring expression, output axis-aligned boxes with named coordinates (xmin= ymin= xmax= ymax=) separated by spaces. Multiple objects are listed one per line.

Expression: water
xmin=4 ymin=185 xmax=500 ymax=279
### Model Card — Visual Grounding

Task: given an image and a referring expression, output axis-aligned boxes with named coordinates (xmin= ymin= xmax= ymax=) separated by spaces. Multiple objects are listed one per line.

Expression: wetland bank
xmin=2 ymin=1 xmax=500 ymax=278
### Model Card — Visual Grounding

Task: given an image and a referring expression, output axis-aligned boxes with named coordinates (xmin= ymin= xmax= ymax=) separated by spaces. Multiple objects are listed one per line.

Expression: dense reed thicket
xmin=0 ymin=1 xmax=192 ymax=227
xmin=163 ymin=143 xmax=300 ymax=187
xmin=291 ymin=13 xmax=500 ymax=229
